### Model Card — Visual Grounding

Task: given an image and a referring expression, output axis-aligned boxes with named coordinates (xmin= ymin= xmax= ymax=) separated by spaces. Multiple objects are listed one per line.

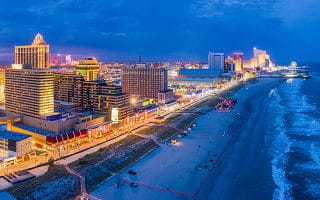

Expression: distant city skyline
xmin=0 ymin=0 xmax=319 ymax=63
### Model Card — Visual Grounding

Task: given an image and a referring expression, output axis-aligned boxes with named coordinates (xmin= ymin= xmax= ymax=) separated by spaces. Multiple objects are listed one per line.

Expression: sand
xmin=91 ymin=79 xmax=281 ymax=200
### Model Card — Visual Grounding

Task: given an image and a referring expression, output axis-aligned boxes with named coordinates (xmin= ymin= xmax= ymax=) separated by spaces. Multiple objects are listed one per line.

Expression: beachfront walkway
xmin=62 ymin=163 xmax=101 ymax=200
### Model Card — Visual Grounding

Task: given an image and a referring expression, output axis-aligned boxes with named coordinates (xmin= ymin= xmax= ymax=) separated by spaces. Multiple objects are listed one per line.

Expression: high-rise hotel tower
xmin=76 ymin=57 xmax=100 ymax=81
xmin=122 ymin=67 xmax=168 ymax=99
xmin=5 ymin=67 xmax=55 ymax=118
xmin=15 ymin=33 xmax=50 ymax=69
xmin=208 ymin=52 xmax=225 ymax=72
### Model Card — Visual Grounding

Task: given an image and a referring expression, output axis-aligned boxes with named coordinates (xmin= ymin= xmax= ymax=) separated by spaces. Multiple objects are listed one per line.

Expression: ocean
xmin=206 ymin=66 xmax=320 ymax=200
xmin=90 ymin=66 xmax=320 ymax=200
xmin=266 ymin=66 xmax=320 ymax=200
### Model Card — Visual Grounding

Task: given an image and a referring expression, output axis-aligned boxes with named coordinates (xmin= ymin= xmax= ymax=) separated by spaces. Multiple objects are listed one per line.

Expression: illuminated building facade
xmin=81 ymin=81 xmax=133 ymax=120
xmin=253 ymin=47 xmax=271 ymax=68
xmin=158 ymin=90 xmax=175 ymax=105
xmin=224 ymin=56 xmax=235 ymax=73
xmin=208 ymin=52 xmax=225 ymax=72
xmin=50 ymin=54 xmax=73 ymax=66
xmin=54 ymin=72 xmax=133 ymax=121
xmin=0 ymin=70 xmax=5 ymax=104
xmin=15 ymin=33 xmax=50 ymax=69
xmin=54 ymin=72 xmax=80 ymax=102
xmin=0 ymin=130 xmax=32 ymax=158
xmin=100 ymin=63 xmax=123 ymax=82
xmin=122 ymin=67 xmax=168 ymax=100
xmin=76 ymin=57 xmax=100 ymax=81
xmin=233 ymin=52 xmax=244 ymax=72
xmin=5 ymin=68 xmax=55 ymax=118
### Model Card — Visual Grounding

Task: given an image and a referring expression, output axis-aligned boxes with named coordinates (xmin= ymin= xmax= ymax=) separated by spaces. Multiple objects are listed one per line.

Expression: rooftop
xmin=55 ymin=100 xmax=78 ymax=107
xmin=14 ymin=123 xmax=62 ymax=137
xmin=169 ymin=77 xmax=220 ymax=82
xmin=32 ymin=33 xmax=46 ymax=45
xmin=179 ymin=69 xmax=221 ymax=77
xmin=0 ymin=130 xmax=30 ymax=141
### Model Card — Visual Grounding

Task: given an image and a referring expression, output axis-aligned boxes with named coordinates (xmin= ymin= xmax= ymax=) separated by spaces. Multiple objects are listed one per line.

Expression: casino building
xmin=5 ymin=67 xmax=55 ymax=118
xmin=14 ymin=33 xmax=50 ymax=69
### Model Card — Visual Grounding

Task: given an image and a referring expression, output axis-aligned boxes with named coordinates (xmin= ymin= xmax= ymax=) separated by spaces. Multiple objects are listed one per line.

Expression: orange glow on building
xmin=233 ymin=52 xmax=243 ymax=73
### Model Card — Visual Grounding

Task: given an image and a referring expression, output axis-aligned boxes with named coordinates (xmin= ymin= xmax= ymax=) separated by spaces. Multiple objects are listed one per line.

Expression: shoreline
xmin=82 ymin=81 xmax=247 ymax=193
xmin=3 ymin=80 xmax=248 ymax=200
xmin=91 ymin=80 xmax=267 ymax=200
xmin=91 ymin=78 xmax=283 ymax=200
xmin=202 ymin=78 xmax=283 ymax=200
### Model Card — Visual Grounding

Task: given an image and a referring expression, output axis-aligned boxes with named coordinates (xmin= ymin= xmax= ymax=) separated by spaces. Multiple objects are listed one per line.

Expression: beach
xmin=202 ymin=78 xmax=281 ymax=200
xmin=91 ymin=78 xmax=283 ymax=200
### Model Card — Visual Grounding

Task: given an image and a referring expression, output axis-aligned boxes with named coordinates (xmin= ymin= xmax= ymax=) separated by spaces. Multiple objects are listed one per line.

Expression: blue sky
xmin=0 ymin=0 xmax=319 ymax=63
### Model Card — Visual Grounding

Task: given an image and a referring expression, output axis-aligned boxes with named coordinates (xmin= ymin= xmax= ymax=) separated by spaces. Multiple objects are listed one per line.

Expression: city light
xmin=0 ymin=8 xmax=314 ymax=199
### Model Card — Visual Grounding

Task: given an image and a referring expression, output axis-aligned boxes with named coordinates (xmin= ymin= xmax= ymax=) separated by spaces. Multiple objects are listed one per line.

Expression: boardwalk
xmin=62 ymin=164 xmax=100 ymax=200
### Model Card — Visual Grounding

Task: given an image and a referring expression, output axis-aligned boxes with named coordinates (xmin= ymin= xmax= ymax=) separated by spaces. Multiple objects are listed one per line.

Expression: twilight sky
xmin=0 ymin=0 xmax=319 ymax=63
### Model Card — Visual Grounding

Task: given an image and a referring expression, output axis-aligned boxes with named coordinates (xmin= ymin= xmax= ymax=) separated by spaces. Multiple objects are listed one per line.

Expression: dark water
xmin=266 ymin=67 xmax=320 ymax=200
xmin=206 ymin=66 xmax=320 ymax=200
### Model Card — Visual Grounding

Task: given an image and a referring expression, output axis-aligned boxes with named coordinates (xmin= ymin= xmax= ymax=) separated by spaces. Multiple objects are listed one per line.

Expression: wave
xmin=273 ymin=78 xmax=320 ymax=199
xmin=290 ymin=113 xmax=320 ymax=136
xmin=286 ymin=79 xmax=294 ymax=84
xmin=282 ymin=80 xmax=319 ymax=136
xmin=305 ymin=178 xmax=320 ymax=199
xmin=269 ymin=88 xmax=277 ymax=97
xmin=268 ymin=89 xmax=293 ymax=200
xmin=310 ymin=143 xmax=320 ymax=168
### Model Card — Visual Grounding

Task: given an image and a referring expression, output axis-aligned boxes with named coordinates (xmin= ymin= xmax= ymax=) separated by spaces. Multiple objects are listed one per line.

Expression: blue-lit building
xmin=0 ymin=128 xmax=32 ymax=158
xmin=178 ymin=69 xmax=221 ymax=78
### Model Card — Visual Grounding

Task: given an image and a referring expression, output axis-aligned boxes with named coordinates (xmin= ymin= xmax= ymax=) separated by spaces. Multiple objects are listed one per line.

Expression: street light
xmin=130 ymin=97 xmax=137 ymax=105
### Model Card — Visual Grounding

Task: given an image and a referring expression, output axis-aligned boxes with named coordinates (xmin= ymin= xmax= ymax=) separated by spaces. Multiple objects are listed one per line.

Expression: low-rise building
xmin=178 ymin=69 xmax=221 ymax=78
xmin=0 ymin=129 xmax=32 ymax=158
xmin=169 ymin=78 xmax=221 ymax=88
xmin=158 ymin=90 xmax=175 ymax=105
xmin=9 ymin=111 xmax=111 ymax=148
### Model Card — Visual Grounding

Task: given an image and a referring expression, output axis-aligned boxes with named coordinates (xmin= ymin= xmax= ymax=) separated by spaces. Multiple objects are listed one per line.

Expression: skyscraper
xmin=76 ymin=57 xmax=100 ymax=81
xmin=81 ymin=81 xmax=133 ymax=120
xmin=54 ymin=71 xmax=133 ymax=121
xmin=224 ymin=56 xmax=235 ymax=73
xmin=0 ymin=69 xmax=5 ymax=104
xmin=253 ymin=47 xmax=267 ymax=59
xmin=5 ymin=68 xmax=55 ymax=118
xmin=54 ymin=72 xmax=80 ymax=102
xmin=15 ymin=33 xmax=50 ymax=69
xmin=122 ymin=67 xmax=168 ymax=100
xmin=233 ymin=52 xmax=244 ymax=72
xmin=253 ymin=47 xmax=270 ymax=68
xmin=208 ymin=52 xmax=225 ymax=72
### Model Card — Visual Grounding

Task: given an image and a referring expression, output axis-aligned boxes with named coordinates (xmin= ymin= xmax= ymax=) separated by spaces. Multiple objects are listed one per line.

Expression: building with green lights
xmin=76 ymin=57 xmax=100 ymax=81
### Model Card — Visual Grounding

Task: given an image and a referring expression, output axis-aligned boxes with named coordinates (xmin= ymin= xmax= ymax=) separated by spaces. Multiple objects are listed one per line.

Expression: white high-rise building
xmin=208 ymin=52 xmax=225 ymax=72
xmin=253 ymin=47 xmax=271 ymax=68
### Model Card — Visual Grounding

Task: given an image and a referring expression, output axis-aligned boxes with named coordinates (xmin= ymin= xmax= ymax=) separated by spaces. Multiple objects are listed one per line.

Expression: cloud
xmin=190 ymin=0 xmax=274 ymax=19
xmin=0 ymin=47 xmax=13 ymax=62
xmin=0 ymin=0 xmax=319 ymax=62
xmin=272 ymin=0 xmax=320 ymax=26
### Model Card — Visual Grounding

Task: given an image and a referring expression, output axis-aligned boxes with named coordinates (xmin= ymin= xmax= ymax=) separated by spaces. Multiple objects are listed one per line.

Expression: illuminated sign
xmin=111 ymin=108 xmax=119 ymax=123
xmin=142 ymin=101 xmax=149 ymax=107
xmin=142 ymin=98 xmax=155 ymax=107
